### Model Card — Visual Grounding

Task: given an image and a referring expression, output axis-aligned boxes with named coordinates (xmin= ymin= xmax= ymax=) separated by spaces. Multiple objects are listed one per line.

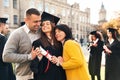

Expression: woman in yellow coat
xmin=52 ymin=24 xmax=90 ymax=80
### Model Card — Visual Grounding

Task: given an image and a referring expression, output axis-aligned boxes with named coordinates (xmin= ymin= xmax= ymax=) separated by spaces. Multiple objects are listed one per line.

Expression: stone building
xmin=0 ymin=0 xmax=92 ymax=43
xmin=0 ymin=0 xmax=19 ymax=30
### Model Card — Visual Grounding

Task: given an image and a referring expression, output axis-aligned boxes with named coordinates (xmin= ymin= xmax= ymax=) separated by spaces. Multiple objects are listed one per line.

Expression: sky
xmin=67 ymin=0 xmax=120 ymax=24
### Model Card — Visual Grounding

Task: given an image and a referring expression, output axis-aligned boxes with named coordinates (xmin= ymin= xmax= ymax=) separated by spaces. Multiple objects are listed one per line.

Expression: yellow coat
xmin=61 ymin=40 xmax=90 ymax=80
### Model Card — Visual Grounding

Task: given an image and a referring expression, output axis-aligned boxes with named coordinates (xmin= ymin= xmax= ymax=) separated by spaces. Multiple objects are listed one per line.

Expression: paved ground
xmin=81 ymin=45 xmax=105 ymax=80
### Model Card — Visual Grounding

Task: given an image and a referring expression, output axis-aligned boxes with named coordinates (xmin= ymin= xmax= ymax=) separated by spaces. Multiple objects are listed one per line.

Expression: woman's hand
xmin=51 ymin=56 xmax=58 ymax=64
xmin=103 ymin=45 xmax=112 ymax=55
xmin=58 ymin=56 xmax=63 ymax=65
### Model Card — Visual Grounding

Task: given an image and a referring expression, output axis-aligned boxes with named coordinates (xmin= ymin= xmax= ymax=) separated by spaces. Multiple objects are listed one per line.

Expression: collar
xmin=23 ymin=24 xmax=30 ymax=34
xmin=109 ymin=38 xmax=114 ymax=44
xmin=23 ymin=24 xmax=40 ymax=34
xmin=0 ymin=32 xmax=4 ymax=36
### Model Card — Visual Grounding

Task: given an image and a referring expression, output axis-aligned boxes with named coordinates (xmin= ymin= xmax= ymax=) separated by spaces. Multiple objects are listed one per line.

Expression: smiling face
xmin=41 ymin=20 xmax=52 ymax=34
xmin=25 ymin=14 xmax=41 ymax=32
xmin=55 ymin=28 xmax=66 ymax=43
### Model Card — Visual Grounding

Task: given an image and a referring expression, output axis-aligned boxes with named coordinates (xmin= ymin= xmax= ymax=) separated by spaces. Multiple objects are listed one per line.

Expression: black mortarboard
xmin=90 ymin=31 xmax=97 ymax=35
xmin=0 ymin=18 xmax=8 ymax=23
xmin=41 ymin=11 xmax=60 ymax=25
xmin=20 ymin=22 xmax=25 ymax=26
xmin=107 ymin=28 xmax=116 ymax=33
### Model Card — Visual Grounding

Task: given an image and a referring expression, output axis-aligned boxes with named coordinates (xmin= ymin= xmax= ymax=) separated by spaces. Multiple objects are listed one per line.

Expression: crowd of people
xmin=0 ymin=8 xmax=120 ymax=80
xmin=88 ymin=28 xmax=120 ymax=80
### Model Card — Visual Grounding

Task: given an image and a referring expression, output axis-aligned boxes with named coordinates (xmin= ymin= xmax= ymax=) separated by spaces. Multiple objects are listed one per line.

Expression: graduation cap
xmin=41 ymin=11 xmax=60 ymax=25
xmin=90 ymin=31 xmax=97 ymax=35
xmin=107 ymin=28 xmax=116 ymax=33
xmin=0 ymin=18 xmax=8 ymax=23
xmin=20 ymin=22 xmax=25 ymax=26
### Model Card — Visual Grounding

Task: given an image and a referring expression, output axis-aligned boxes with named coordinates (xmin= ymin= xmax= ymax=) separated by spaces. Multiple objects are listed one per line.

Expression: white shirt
xmin=109 ymin=39 xmax=114 ymax=45
xmin=23 ymin=24 xmax=40 ymax=43
xmin=23 ymin=24 xmax=42 ymax=61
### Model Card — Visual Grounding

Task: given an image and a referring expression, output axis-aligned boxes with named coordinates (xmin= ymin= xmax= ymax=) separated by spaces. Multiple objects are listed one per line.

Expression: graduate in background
xmin=88 ymin=31 xmax=104 ymax=80
xmin=104 ymin=28 xmax=120 ymax=80
xmin=0 ymin=18 xmax=15 ymax=80
xmin=1 ymin=24 xmax=10 ymax=38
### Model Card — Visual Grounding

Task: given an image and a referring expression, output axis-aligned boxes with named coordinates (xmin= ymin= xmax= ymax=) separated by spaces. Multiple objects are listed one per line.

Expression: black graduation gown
xmin=88 ymin=40 xmax=104 ymax=75
xmin=0 ymin=34 xmax=16 ymax=80
xmin=30 ymin=39 xmax=66 ymax=80
xmin=105 ymin=40 xmax=120 ymax=80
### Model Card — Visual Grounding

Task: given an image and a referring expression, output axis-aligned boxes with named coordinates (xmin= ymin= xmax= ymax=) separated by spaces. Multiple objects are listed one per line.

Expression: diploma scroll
xmin=39 ymin=46 xmax=52 ymax=61
xmin=103 ymin=45 xmax=111 ymax=53
xmin=94 ymin=38 xmax=99 ymax=44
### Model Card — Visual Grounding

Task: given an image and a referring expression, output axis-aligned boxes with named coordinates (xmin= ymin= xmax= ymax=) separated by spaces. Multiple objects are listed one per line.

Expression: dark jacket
xmin=0 ymin=34 xmax=16 ymax=80
xmin=105 ymin=40 xmax=120 ymax=80
xmin=88 ymin=40 xmax=104 ymax=75
xmin=30 ymin=39 xmax=66 ymax=80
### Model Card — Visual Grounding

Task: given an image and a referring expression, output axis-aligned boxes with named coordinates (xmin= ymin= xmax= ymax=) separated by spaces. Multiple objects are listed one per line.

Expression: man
xmin=0 ymin=18 xmax=15 ymax=80
xmin=2 ymin=8 xmax=41 ymax=80
xmin=1 ymin=24 xmax=10 ymax=38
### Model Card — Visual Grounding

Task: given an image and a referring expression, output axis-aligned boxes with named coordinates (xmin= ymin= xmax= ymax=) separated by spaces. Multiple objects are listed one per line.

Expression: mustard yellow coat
xmin=61 ymin=40 xmax=90 ymax=80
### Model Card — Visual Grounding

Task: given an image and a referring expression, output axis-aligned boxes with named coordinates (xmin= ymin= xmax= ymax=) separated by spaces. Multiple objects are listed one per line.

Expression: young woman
xmin=30 ymin=12 xmax=66 ymax=80
xmin=104 ymin=28 xmax=120 ymax=80
xmin=52 ymin=24 xmax=90 ymax=80
xmin=88 ymin=31 xmax=104 ymax=80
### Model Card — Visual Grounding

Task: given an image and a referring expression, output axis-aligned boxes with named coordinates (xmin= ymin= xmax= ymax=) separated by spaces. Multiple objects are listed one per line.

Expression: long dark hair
xmin=54 ymin=24 xmax=73 ymax=41
xmin=40 ymin=21 xmax=61 ymax=48
xmin=107 ymin=28 xmax=118 ymax=40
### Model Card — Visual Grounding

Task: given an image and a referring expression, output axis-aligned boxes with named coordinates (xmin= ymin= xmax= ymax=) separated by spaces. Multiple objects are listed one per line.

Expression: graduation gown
xmin=105 ymin=40 xmax=120 ymax=80
xmin=0 ymin=34 xmax=15 ymax=80
xmin=30 ymin=39 xmax=66 ymax=80
xmin=88 ymin=40 xmax=104 ymax=75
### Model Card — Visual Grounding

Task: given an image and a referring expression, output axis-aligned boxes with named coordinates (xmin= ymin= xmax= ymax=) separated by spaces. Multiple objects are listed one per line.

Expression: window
xmin=13 ymin=15 xmax=18 ymax=24
xmin=13 ymin=0 xmax=17 ymax=9
xmin=3 ymin=0 xmax=9 ymax=7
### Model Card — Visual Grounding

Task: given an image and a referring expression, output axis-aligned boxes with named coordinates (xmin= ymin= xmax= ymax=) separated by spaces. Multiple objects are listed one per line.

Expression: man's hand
xmin=51 ymin=56 xmax=58 ymax=64
xmin=31 ymin=47 xmax=41 ymax=60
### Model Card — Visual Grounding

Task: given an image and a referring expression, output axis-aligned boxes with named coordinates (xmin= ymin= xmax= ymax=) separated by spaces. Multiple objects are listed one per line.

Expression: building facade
xmin=0 ymin=0 xmax=92 ymax=43
xmin=0 ymin=0 xmax=20 ymax=30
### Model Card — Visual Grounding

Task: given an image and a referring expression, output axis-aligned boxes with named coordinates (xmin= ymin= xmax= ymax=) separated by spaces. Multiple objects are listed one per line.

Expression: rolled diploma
xmin=103 ymin=45 xmax=111 ymax=53
xmin=94 ymin=38 xmax=99 ymax=44
xmin=39 ymin=46 xmax=52 ymax=61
